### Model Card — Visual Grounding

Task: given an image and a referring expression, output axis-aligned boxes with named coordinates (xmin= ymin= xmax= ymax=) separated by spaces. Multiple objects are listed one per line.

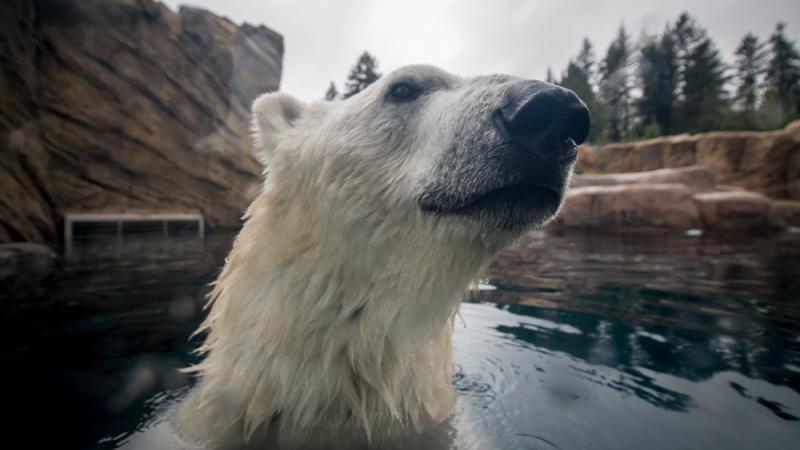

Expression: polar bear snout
xmin=417 ymin=78 xmax=590 ymax=232
xmin=498 ymin=80 xmax=591 ymax=153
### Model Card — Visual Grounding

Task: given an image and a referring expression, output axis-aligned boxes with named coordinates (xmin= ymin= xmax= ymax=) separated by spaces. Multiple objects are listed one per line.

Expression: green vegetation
xmin=557 ymin=14 xmax=800 ymax=143
xmin=326 ymin=51 xmax=381 ymax=100
xmin=325 ymin=17 xmax=799 ymax=142
xmin=324 ymin=81 xmax=338 ymax=101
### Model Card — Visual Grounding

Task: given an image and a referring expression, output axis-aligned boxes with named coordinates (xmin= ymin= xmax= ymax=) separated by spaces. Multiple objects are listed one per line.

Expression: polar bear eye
xmin=388 ymin=82 xmax=420 ymax=101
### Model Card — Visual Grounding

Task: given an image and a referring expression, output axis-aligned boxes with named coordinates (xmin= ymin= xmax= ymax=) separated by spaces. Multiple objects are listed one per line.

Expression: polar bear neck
xmin=182 ymin=188 xmax=496 ymax=446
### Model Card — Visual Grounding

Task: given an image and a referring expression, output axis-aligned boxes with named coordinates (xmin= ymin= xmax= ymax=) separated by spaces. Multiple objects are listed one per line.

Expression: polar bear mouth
xmin=419 ymin=182 xmax=562 ymax=230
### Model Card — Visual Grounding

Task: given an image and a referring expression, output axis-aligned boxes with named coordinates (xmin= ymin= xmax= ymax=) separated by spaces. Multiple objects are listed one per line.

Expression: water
xmin=2 ymin=231 xmax=799 ymax=450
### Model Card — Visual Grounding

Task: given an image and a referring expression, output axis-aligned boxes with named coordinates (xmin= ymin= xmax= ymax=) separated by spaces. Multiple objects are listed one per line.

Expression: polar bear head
xmin=182 ymin=65 xmax=590 ymax=447
xmin=252 ymin=65 xmax=589 ymax=253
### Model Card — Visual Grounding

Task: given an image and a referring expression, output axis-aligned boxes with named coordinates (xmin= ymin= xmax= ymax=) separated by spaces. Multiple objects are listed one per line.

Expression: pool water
xmin=2 ymin=231 xmax=799 ymax=449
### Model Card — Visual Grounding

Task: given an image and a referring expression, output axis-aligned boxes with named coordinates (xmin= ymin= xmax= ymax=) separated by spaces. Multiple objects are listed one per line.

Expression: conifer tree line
xmin=555 ymin=13 xmax=800 ymax=143
xmin=326 ymin=51 xmax=381 ymax=100
xmin=327 ymin=15 xmax=799 ymax=144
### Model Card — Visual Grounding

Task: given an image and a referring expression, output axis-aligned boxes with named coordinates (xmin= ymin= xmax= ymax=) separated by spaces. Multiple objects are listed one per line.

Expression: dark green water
xmin=2 ymin=231 xmax=799 ymax=449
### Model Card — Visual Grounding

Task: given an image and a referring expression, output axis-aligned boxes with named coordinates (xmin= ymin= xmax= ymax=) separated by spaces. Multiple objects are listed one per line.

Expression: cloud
xmin=165 ymin=0 xmax=800 ymax=101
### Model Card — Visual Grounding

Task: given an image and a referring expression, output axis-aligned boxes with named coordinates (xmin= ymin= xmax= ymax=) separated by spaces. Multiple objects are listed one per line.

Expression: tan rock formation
xmin=550 ymin=183 xmax=701 ymax=233
xmin=576 ymin=120 xmax=800 ymax=200
xmin=0 ymin=0 xmax=283 ymax=243
xmin=571 ymin=166 xmax=717 ymax=193
xmin=553 ymin=168 xmax=800 ymax=235
xmin=770 ymin=200 xmax=800 ymax=228
xmin=694 ymin=191 xmax=778 ymax=234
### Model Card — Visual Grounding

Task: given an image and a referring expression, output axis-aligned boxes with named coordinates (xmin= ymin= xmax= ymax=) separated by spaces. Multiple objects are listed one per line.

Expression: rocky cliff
xmin=577 ymin=120 xmax=800 ymax=200
xmin=549 ymin=166 xmax=800 ymax=235
xmin=0 ymin=0 xmax=283 ymax=243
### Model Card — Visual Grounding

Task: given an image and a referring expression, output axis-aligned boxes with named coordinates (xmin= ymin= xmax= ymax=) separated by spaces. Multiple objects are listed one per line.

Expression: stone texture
xmin=575 ymin=144 xmax=597 ymax=173
xmin=694 ymin=191 xmax=779 ymax=233
xmin=572 ymin=166 xmax=717 ymax=193
xmin=770 ymin=200 xmax=800 ymax=228
xmin=0 ymin=0 xmax=57 ymax=242
xmin=784 ymin=121 xmax=800 ymax=199
xmin=552 ymin=164 xmax=795 ymax=235
xmin=576 ymin=120 xmax=800 ymax=200
xmin=548 ymin=183 xmax=701 ymax=233
xmin=0 ymin=0 xmax=283 ymax=243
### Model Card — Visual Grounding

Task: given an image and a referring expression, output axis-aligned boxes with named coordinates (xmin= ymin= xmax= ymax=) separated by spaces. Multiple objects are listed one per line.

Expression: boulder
xmin=575 ymin=144 xmax=597 ymax=172
xmin=581 ymin=120 xmax=800 ymax=199
xmin=787 ymin=120 xmax=800 ymax=199
xmin=548 ymin=183 xmax=701 ymax=233
xmin=694 ymin=191 xmax=779 ymax=233
xmin=550 ymin=166 xmax=791 ymax=235
xmin=694 ymin=130 xmax=793 ymax=200
xmin=770 ymin=200 xmax=800 ymax=228
xmin=571 ymin=166 xmax=717 ymax=193
xmin=0 ymin=0 xmax=284 ymax=244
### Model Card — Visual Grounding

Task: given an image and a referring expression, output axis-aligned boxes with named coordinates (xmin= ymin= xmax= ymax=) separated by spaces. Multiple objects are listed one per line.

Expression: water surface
xmin=2 ymin=231 xmax=799 ymax=449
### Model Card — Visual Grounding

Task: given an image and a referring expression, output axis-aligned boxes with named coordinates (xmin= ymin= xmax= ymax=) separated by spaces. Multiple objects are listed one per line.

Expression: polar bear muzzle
xmin=419 ymin=79 xmax=590 ymax=231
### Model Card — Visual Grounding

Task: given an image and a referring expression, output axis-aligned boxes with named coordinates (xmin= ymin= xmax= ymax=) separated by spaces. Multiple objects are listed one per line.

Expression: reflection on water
xmin=482 ymin=232 xmax=800 ymax=392
xmin=1 ymin=234 xmax=231 ymax=450
xmin=2 ymin=231 xmax=799 ymax=449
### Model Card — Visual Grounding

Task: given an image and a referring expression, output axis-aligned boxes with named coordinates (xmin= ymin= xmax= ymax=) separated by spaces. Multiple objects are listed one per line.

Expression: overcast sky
xmin=163 ymin=0 xmax=800 ymax=102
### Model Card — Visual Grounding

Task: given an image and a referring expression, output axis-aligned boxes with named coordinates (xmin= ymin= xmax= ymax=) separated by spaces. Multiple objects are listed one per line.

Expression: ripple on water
xmin=4 ymin=232 xmax=800 ymax=450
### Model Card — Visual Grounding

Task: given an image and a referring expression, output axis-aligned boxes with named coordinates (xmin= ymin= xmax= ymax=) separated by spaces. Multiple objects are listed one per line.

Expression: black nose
xmin=499 ymin=81 xmax=591 ymax=148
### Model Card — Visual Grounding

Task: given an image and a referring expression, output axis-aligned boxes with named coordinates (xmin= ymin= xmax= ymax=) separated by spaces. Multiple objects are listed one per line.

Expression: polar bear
xmin=176 ymin=65 xmax=589 ymax=449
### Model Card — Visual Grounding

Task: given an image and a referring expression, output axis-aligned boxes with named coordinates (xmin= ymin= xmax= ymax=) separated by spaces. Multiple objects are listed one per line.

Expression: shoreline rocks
xmin=694 ymin=191 xmax=779 ymax=234
xmin=570 ymin=165 xmax=717 ymax=193
xmin=549 ymin=167 xmax=800 ymax=235
xmin=576 ymin=120 xmax=800 ymax=200
xmin=771 ymin=200 xmax=800 ymax=228
xmin=553 ymin=183 xmax=700 ymax=233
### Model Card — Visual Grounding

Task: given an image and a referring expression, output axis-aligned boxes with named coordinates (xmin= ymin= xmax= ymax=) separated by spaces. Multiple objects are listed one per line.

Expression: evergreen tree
xmin=671 ymin=13 xmax=699 ymax=131
xmin=763 ymin=22 xmax=800 ymax=121
xmin=681 ymin=37 xmax=729 ymax=132
xmin=552 ymin=12 xmax=798 ymax=138
xmin=576 ymin=37 xmax=596 ymax=86
xmin=572 ymin=38 xmax=608 ymax=142
xmin=673 ymin=14 xmax=699 ymax=58
xmin=673 ymin=13 xmax=700 ymax=85
xmin=734 ymin=33 xmax=766 ymax=115
xmin=324 ymin=81 xmax=339 ymax=101
xmin=585 ymin=96 xmax=610 ymax=143
xmin=560 ymin=39 xmax=607 ymax=143
xmin=599 ymin=25 xmax=632 ymax=141
xmin=671 ymin=13 xmax=728 ymax=132
xmin=759 ymin=85 xmax=790 ymax=129
xmin=343 ymin=52 xmax=381 ymax=99
xmin=545 ymin=67 xmax=555 ymax=84
xmin=558 ymin=39 xmax=595 ymax=105
xmin=560 ymin=62 xmax=594 ymax=105
xmin=637 ymin=27 xmax=678 ymax=135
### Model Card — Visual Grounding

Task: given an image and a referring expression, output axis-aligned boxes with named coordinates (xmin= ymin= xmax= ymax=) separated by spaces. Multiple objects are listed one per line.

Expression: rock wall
xmin=577 ymin=120 xmax=800 ymax=200
xmin=0 ymin=0 xmax=283 ymax=243
xmin=549 ymin=166 xmax=798 ymax=235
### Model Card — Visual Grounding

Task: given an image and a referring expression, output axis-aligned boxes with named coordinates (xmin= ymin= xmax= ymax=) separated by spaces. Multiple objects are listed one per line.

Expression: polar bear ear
xmin=251 ymin=92 xmax=307 ymax=164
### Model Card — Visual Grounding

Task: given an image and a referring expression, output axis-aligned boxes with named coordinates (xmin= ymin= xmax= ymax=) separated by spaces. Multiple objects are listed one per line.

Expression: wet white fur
xmin=176 ymin=66 xmax=532 ymax=449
